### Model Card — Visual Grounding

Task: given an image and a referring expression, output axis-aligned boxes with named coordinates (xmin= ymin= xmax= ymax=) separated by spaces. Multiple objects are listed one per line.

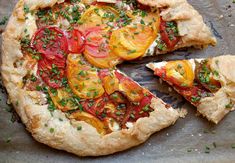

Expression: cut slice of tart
xmin=147 ymin=55 xmax=235 ymax=124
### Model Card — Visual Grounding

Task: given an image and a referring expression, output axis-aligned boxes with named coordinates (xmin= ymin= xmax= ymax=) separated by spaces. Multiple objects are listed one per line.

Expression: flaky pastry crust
xmin=1 ymin=0 xmax=182 ymax=156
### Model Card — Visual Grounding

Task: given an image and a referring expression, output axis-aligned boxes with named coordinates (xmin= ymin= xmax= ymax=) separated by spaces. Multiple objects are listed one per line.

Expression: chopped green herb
xmin=187 ymin=148 xmax=192 ymax=152
xmin=49 ymin=128 xmax=54 ymax=133
xmin=142 ymin=105 xmax=150 ymax=112
xmin=213 ymin=142 xmax=217 ymax=148
xmin=231 ymin=144 xmax=235 ymax=149
xmin=225 ymin=102 xmax=233 ymax=109
xmin=191 ymin=96 xmax=200 ymax=102
xmin=0 ymin=16 xmax=8 ymax=25
xmin=115 ymin=111 xmax=122 ymax=116
xmin=77 ymin=125 xmax=82 ymax=131
xmin=23 ymin=4 xmax=30 ymax=14
xmin=6 ymin=137 xmax=11 ymax=143
xmin=204 ymin=145 xmax=210 ymax=153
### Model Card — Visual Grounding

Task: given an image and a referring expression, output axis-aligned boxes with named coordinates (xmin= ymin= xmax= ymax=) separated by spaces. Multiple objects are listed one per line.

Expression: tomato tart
xmin=147 ymin=55 xmax=235 ymax=124
xmin=1 ymin=0 xmax=216 ymax=157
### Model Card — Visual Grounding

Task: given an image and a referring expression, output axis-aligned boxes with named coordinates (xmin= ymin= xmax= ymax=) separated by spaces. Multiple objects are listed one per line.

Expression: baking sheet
xmin=0 ymin=0 xmax=235 ymax=162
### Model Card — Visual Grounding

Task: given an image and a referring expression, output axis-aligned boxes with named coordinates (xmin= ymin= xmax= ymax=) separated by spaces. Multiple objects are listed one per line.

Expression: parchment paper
xmin=0 ymin=0 xmax=235 ymax=162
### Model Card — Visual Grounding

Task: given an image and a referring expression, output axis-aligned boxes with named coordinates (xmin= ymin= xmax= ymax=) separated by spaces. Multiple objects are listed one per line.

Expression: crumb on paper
xmin=176 ymin=108 xmax=188 ymax=118
xmin=218 ymin=15 xmax=224 ymax=19
xmin=231 ymin=106 xmax=235 ymax=111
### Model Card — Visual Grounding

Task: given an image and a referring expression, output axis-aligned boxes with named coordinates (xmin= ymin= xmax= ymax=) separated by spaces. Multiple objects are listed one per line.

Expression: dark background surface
xmin=0 ymin=0 xmax=235 ymax=162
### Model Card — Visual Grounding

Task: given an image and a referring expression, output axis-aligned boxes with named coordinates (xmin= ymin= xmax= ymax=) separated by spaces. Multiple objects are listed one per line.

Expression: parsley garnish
xmin=0 ymin=16 xmax=8 ymax=25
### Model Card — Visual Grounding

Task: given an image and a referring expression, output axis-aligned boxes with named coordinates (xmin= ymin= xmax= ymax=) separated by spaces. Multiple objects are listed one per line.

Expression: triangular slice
xmin=147 ymin=55 xmax=235 ymax=124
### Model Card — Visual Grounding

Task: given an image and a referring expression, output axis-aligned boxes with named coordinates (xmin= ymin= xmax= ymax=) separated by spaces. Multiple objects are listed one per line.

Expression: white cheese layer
xmin=146 ymin=59 xmax=204 ymax=72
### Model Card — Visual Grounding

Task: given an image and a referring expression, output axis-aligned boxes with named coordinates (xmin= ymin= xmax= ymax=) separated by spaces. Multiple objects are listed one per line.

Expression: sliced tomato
xmin=115 ymin=71 xmax=144 ymax=102
xmin=160 ymin=19 xmax=180 ymax=49
xmin=154 ymin=67 xmax=167 ymax=78
xmin=110 ymin=24 xmax=157 ymax=60
xmin=165 ymin=60 xmax=195 ymax=87
xmin=84 ymin=28 xmax=110 ymax=58
xmin=81 ymin=94 xmax=108 ymax=117
xmin=79 ymin=5 xmax=118 ymax=31
xmin=66 ymin=54 xmax=105 ymax=99
xmin=37 ymin=57 xmax=66 ymax=88
xmin=31 ymin=26 xmax=68 ymax=58
xmin=129 ymin=95 xmax=153 ymax=122
xmin=83 ymin=27 xmax=122 ymax=68
xmin=49 ymin=88 xmax=77 ymax=112
xmin=109 ymin=92 xmax=126 ymax=104
xmin=70 ymin=111 xmax=108 ymax=135
xmin=175 ymin=85 xmax=212 ymax=106
xmin=67 ymin=29 xmax=85 ymax=54
xmin=98 ymin=69 xmax=119 ymax=95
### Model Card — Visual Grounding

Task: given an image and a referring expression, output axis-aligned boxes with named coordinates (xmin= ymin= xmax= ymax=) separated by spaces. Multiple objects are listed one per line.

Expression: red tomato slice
xmin=81 ymin=95 xmax=108 ymax=118
xmin=67 ymin=29 xmax=85 ymax=53
xmin=115 ymin=71 xmax=144 ymax=102
xmin=98 ymin=69 xmax=110 ymax=79
xmin=37 ymin=57 xmax=66 ymax=89
xmin=84 ymin=27 xmax=110 ymax=58
xmin=121 ymin=94 xmax=153 ymax=125
xmin=31 ymin=26 xmax=68 ymax=58
xmin=160 ymin=19 xmax=180 ymax=49
xmin=175 ymin=86 xmax=210 ymax=106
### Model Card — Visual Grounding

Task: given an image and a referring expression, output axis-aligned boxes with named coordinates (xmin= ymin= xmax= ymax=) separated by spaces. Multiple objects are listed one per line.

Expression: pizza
xmin=1 ymin=0 xmax=216 ymax=157
xmin=147 ymin=55 xmax=235 ymax=124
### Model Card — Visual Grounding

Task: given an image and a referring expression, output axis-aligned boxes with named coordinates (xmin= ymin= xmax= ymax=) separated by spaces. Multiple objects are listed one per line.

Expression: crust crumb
xmin=176 ymin=108 xmax=188 ymax=118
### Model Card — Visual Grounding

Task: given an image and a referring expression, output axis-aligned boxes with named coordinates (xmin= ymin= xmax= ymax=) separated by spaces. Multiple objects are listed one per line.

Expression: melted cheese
xmin=125 ymin=122 xmax=133 ymax=129
xmin=24 ymin=13 xmax=37 ymax=38
xmin=148 ymin=59 xmax=204 ymax=72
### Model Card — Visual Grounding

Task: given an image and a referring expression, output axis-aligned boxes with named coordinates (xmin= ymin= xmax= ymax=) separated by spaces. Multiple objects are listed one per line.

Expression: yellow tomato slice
xmin=103 ymin=75 xmax=119 ymax=95
xmin=110 ymin=24 xmax=157 ymax=60
xmin=119 ymin=78 xmax=144 ymax=102
xmin=166 ymin=60 xmax=195 ymax=87
xmin=67 ymin=54 xmax=104 ymax=99
xmin=142 ymin=11 xmax=160 ymax=34
xmin=49 ymin=88 xmax=77 ymax=112
xmin=70 ymin=111 xmax=108 ymax=135
xmin=79 ymin=5 xmax=118 ymax=31
xmin=99 ymin=70 xmax=120 ymax=94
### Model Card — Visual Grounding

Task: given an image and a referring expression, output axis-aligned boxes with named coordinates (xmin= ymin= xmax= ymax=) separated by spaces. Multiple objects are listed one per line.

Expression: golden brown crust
xmin=1 ymin=0 xmax=180 ymax=156
xmin=138 ymin=0 xmax=217 ymax=54
xmin=147 ymin=55 xmax=235 ymax=124
xmin=197 ymin=55 xmax=235 ymax=123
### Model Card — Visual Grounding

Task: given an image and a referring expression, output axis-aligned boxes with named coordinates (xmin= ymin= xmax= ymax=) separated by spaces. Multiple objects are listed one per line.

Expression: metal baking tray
xmin=0 ymin=0 xmax=235 ymax=162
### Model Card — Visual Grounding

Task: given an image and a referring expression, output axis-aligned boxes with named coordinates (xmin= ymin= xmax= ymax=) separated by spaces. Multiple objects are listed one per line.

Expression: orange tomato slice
xmin=98 ymin=69 xmax=119 ymax=95
xmin=166 ymin=60 xmax=195 ymax=87
xmin=83 ymin=28 xmax=122 ymax=68
xmin=49 ymin=88 xmax=77 ymax=112
xmin=66 ymin=54 xmax=105 ymax=99
xmin=84 ymin=52 xmax=121 ymax=68
xmin=70 ymin=111 xmax=108 ymax=135
xmin=79 ymin=5 xmax=118 ymax=31
xmin=110 ymin=24 xmax=157 ymax=60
